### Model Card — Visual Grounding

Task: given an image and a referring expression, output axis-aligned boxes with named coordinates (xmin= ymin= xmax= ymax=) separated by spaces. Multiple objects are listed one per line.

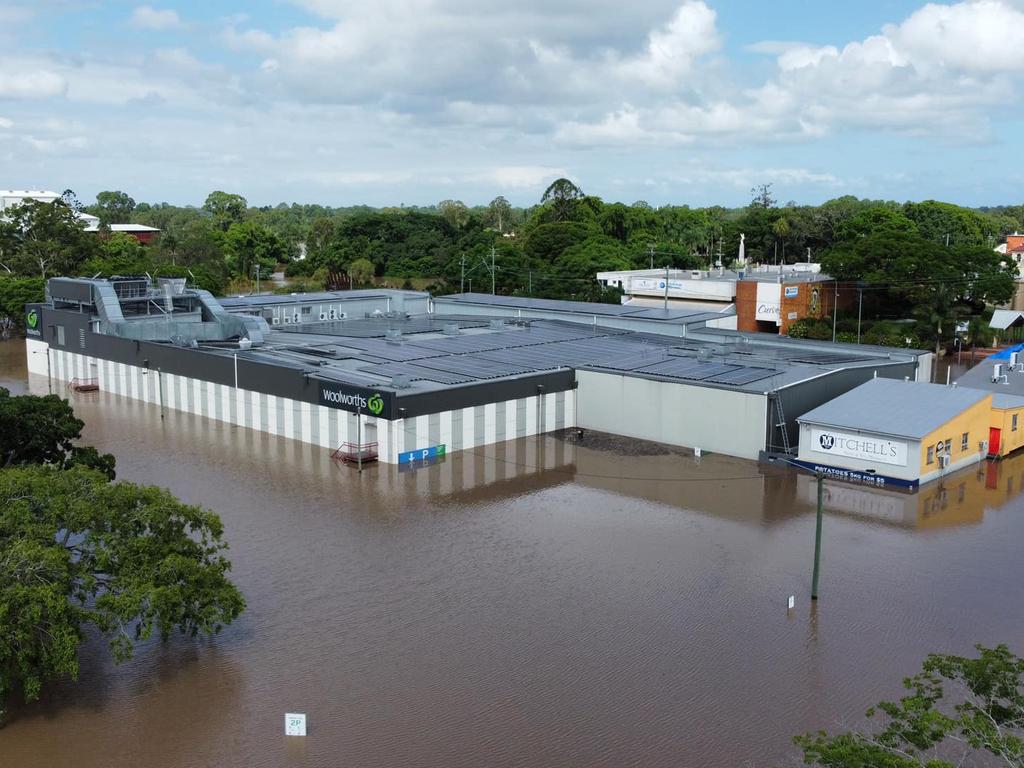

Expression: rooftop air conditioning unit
xmin=283 ymin=316 xmax=291 ymax=324
xmin=939 ymin=454 xmax=951 ymax=469
xmin=272 ymin=317 xmax=280 ymax=325
xmin=292 ymin=312 xmax=300 ymax=324
xmin=329 ymin=309 xmax=337 ymax=320
xmin=319 ymin=312 xmax=327 ymax=321
xmin=690 ymin=270 xmax=701 ymax=279
xmin=993 ymin=363 xmax=1006 ymax=383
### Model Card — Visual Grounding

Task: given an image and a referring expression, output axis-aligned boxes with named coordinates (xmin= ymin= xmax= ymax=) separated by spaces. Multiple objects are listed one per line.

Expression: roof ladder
xmin=774 ymin=396 xmax=792 ymax=455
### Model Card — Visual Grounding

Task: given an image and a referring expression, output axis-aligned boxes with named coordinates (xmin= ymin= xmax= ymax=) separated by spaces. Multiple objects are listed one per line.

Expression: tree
xmin=347 ymin=257 xmax=375 ymax=287
xmin=83 ymin=232 xmax=149 ymax=277
xmin=0 ymin=199 xmax=97 ymax=278
xmin=438 ymin=200 xmax=470 ymax=230
xmin=221 ymin=221 xmax=287 ymax=280
xmin=202 ymin=191 xmax=248 ymax=231
xmin=486 ymin=196 xmax=513 ymax=233
xmin=750 ymin=183 xmax=776 ymax=209
xmin=0 ymin=388 xmax=116 ymax=479
xmin=540 ymin=178 xmax=585 ymax=222
xmin=0 ymin=465 xmax=245 ymax=716
xmin=793 ymin=644 xmax=1024 ymax=767
xmin=92 ymin=191 xmax=136 ymax=226
xmin=0 ymin=277 xmax=45 ymax=334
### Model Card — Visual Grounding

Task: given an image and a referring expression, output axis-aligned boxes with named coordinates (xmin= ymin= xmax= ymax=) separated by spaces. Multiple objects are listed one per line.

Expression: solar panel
xmin=704 ymin=367 xmax=777 ymax=386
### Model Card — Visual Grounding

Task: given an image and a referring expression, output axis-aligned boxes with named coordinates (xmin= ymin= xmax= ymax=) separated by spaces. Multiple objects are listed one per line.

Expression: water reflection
xmin=4 ymin=338 xmax=1024 ymax=768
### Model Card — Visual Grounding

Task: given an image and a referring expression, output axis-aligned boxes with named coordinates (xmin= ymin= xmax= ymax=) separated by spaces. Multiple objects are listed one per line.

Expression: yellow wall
xmin=918 ymin=396 xmax=992 ymax=475
xmin=989 ymin=404 xmax=1024 ymax=457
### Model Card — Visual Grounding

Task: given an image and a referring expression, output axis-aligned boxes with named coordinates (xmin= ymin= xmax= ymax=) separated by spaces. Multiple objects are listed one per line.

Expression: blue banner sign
xmin=398 ymin=444 xmax=447 ymax=465
xmin=788 ymin=458 xmax=919 ymax=491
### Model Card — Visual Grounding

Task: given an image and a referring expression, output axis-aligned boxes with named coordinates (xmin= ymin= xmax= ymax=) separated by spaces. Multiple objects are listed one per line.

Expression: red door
xmin=989 ymin=427 xmax=1001 ymax=456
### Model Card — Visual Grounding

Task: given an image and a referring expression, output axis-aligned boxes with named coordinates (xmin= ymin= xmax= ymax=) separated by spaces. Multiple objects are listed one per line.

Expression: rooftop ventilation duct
xmin=443 ymin=323 xmax=460 ymax=335
xmin=385 ymin=328 xmax=402 ymax=340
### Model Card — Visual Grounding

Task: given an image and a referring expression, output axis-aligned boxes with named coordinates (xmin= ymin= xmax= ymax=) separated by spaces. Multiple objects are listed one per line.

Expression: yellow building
xmin=794 ymin=378 xmax=1016 ymax=490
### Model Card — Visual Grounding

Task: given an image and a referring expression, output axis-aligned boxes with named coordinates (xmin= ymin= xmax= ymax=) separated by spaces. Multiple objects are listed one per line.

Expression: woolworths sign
xmin=318 ymin=384 xmax=392 ymax=418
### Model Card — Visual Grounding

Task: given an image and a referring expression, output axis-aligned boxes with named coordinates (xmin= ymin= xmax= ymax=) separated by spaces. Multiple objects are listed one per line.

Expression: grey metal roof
xmin=218 ymin=289 xmax=427 ymax=308
xmin=436 ymin=293 xmax=723 ymax=323
xmin=797 ymin=377 xmax=990 ymax=438
xmin=992 ymin=393 xmax=1024 ymax=409
xmin=956 ymin=357 xmax=1024 ymax=397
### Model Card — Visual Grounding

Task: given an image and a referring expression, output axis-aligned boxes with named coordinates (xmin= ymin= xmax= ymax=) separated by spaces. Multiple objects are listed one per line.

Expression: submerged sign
xmin=317 ymin=384 xmax=392 ymax=418
xmin=810 ymin=427 xmax=907 ymax=466
xmin=398 ymin=444 xmax=447 ymax=465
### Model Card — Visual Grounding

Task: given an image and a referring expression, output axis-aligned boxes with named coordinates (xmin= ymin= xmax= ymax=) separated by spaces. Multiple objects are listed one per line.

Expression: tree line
xmin=2 ymin=182 xmax=1022 ymax=347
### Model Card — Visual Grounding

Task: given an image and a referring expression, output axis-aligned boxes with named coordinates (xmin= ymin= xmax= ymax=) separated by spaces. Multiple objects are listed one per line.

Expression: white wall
xmin=26 ymin=341 xmax=574 ymax=464
xmin=797 ymin=422 xmax=920 ymax=482
xmin=575 ymin=370 xmax=768 ymax=459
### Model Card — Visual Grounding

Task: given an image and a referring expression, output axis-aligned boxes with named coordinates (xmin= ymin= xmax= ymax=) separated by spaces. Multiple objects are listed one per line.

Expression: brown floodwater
xmin=1 ymin=337 xmax=1023 ymax=768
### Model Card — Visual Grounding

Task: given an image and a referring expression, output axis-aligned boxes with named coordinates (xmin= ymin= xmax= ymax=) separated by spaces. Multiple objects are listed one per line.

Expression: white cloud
xmin=0 ymin=117 xmax=12 ymax=128
xmin=130 ymin=5 xmax=182 ymax=30
xmin=0 ymin=68 xmax=66 ymax=99
xmin=479 ymin=166 xmax=569 ymax=189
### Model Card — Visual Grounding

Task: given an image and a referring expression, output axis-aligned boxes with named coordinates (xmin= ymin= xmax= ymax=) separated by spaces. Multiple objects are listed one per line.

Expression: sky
xmin=1 ymin=0 xmax=1023 ymax=209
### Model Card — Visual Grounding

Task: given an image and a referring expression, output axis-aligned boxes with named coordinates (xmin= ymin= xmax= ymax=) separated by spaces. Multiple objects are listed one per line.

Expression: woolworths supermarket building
xmin=25 ymin=277 xmax=931 ymax=465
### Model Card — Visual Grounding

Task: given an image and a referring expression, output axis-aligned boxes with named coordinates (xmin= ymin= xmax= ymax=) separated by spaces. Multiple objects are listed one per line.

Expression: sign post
xmin=285 ymin=713 xmax=307 ymax=736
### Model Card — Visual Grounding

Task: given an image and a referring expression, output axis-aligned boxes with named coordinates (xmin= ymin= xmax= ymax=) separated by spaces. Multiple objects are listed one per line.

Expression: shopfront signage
xmin=317 ymin=383 xmax=392 ymax=418
xmin=810 ymin=427 xmax=907 ymax=466
xmin=398 ymin=444 xmax=447 ymax=464
xmin=25 ymin=308 xmax=41 ymax=337
xmin=755 ymin=283 xmax=781 ymax=323
xmin=784 ymin=286 xmax=799 ymax=298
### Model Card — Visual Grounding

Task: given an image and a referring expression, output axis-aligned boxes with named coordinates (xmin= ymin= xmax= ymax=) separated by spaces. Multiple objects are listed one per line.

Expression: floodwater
xmin=2 ymin=338 xmax=1023 ymax=768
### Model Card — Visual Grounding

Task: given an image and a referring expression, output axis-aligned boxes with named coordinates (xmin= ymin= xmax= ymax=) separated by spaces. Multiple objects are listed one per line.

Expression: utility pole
xmin=857 ymin=284 xmax=864 ymax=344
xmin=490 ymin=245 xmax=496 ymax=295
xmin=460 ymin=254 xmax=466 ymax=293
xmin=648 ymin=243 xmax=655 ymax=269
xmin=831 ymin=280 xmax=839 ymax=343
xmin=357 ymin=405 xmax=363 ymax=474
xmin=664 ymin=264 xmax=669 ymax=310
xmin=255 ymin=263 xmax=261 ymax=295
xmin=528 ymin=270 xmax=533 ymax=296
xmin=158 ymin=367 xmax=165 ymax=420
xmin=812 ymin=472 xmax=824 ymax=600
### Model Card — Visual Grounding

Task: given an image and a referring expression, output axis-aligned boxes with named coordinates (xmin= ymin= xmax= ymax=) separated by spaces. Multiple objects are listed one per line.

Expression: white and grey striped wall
xmin=25 ymin=338 xmax=575 ymax=464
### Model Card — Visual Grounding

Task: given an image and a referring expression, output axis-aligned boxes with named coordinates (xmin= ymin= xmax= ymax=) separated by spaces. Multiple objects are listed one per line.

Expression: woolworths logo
xmin=320 ymin=387 xmax=386 ymax=415
xmin=26 ymin=310 xmax=38 ymax=329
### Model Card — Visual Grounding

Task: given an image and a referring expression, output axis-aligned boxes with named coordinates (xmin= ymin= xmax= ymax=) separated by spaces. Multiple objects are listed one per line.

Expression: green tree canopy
xmin=91 ymin=191 xmax=136 ymax=226
xmin=0 ymin=387 xmax=116 ymax=479
xmin=793 ymin=644 xmax=1024 ymax=767
xmin=0 ymin=465 xmax=246 ymax=716
xmin=203 ymin=191 xmax=248 ymax=231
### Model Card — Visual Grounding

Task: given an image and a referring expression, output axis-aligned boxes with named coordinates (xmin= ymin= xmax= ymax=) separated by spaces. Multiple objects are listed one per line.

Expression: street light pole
xmin=812 ymin=472 xmax=824 ymax=600
xmin=770 ymin=455 xmax=826 ymax=600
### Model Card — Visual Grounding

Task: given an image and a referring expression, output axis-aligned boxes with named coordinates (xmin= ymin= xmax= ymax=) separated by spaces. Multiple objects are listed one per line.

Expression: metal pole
xmin=857 ymin=287 xmax=863 ymax=344
xmin=255 ymin=264 xmax=260 ymax=295
xmin=528 ymin=270 xmax=532 ymax=296
xmin=812 ymin=473 xmax=824 ymax=600
xmin=233 ymin=353 xmax=238 ymax=389
xmin=357 ymin=404 xmax=363 ymax=474
xmin=158 ymin=368 xmax=165 ymax=419
xmin=460 ymin=255 xmax=465 ymax=293
xmin=831 ymin=281 xmax=838 ymax=343
xmin=664 ymin=265 xmax=669 ymax=310
xmin=491 ymin=246 xmax=496 ymax=295
xmin=46 ymin=347 xmax=52 ymax=394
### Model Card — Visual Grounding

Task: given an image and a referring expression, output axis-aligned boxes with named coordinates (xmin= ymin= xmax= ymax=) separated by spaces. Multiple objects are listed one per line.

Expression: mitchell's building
xmin=26 ymin=278 xmax=931 ymax=465
xmin=795 ymin=377 xmax=1024 ymax=490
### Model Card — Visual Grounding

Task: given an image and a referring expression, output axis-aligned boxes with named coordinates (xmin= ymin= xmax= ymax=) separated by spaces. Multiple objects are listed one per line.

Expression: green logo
xmin=26 ymin=309 xmax=38 ymax=330
xmin=367 ymin=393 xmax=384 ymax=416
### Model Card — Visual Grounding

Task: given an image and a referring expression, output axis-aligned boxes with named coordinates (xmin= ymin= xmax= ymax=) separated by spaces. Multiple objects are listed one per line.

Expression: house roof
xmin=797 ymin=377 xmax=990 ymax=439
xmin=990 ymin=310 xmax=1024 ymax=330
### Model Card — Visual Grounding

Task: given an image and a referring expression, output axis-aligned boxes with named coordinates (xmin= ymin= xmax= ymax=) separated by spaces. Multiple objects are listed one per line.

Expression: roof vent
xmin=385 ymin=328 xmax=402 ymax=340
xmin=489 ymin=318 xmax=505 ymax=330
xmin=391 ymin=375 xmax=412 ymax=389
xmin=443 ymin=323 xmax=460 ymax=336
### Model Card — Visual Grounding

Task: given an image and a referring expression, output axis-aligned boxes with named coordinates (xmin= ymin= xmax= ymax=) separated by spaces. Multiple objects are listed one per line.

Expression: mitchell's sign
xmin=317 ymin=384 xmax=392 ymax=418
xmin=810 ymin=427 xmax=907 ymax=467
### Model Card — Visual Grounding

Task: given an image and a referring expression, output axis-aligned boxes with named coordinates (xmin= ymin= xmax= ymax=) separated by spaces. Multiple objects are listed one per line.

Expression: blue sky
xmin=1 ymin=0 xmax=1022 ymax=209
